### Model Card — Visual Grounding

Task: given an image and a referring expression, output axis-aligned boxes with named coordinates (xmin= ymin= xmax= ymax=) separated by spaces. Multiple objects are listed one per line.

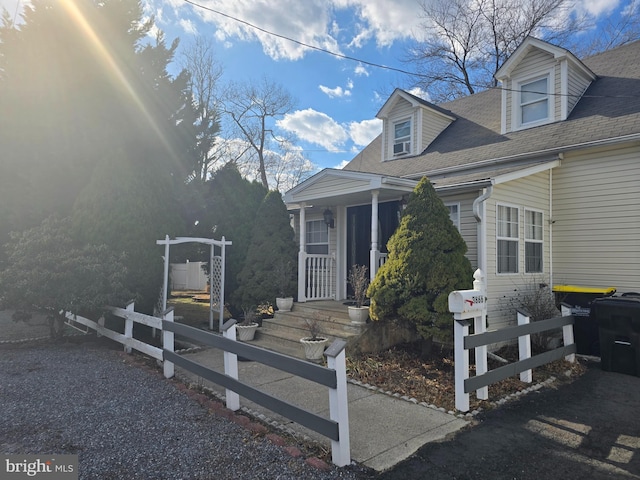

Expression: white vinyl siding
xmin=420 ymin=108 xmax=453 ymax=154
xmin=497 ymin=204 xmax=519 ymax=273
xmin=485 ymin=172 xmax=552 ymax=330
xmin=552 ymin=145 xmax=640 ymax=292
xmin=504 ymin=48 xmax=557 ymax=133
xmin=440 ymin=193 xmax=479 ymax=270
xmin=566 ymin=62 xmax=593 ymax=117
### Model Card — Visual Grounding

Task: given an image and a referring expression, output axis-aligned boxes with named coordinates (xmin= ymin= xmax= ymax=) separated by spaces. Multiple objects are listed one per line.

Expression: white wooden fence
xmin=449 ymin=271 xmax=577 ymax=412
xmin=64 ymin=304 xmax=351 ymax=467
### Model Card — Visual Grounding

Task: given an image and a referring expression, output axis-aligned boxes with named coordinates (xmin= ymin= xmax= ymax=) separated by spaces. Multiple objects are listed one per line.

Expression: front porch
xmin=284 ymin=169 xmax=418 ymax=303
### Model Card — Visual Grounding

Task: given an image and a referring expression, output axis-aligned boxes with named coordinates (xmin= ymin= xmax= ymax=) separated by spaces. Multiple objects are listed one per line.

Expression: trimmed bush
xmin=367 ymin=177 xmax=473 ymax=349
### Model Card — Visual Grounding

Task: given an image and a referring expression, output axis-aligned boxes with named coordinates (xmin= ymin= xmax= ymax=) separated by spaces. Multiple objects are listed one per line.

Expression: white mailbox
xmin=448 ymin=289 xmax=486 ymax=320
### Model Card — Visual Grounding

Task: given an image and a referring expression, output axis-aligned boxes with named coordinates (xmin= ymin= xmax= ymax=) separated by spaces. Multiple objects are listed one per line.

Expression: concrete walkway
xmin=175 ymin=346 xmax=469 ymax=472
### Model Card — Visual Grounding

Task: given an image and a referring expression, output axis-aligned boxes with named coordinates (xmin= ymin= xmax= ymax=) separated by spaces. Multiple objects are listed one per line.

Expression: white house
xmin=284 ymin=37 xmax=640 ymax=330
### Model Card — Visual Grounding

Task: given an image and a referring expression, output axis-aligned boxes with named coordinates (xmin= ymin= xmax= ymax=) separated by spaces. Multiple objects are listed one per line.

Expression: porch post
xmin=369 ymin=190 xmax=379 ymax=281
xmin=298 ymin=204 xmax=307 ymax=302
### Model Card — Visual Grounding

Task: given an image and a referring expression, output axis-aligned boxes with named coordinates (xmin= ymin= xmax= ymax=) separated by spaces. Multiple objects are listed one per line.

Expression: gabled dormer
xmin=377 ymin=89 xmax=456 ymax=162
xmin=495 ymin=37 xmax=596 ymax=134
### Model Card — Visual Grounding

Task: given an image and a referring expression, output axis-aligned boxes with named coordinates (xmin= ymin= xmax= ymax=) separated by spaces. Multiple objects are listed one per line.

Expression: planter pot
xmin=276 ymin=296 xmax=294 ymax=312
xmin=236 ymin=323 xmax=259 ymax=341
xmin=300 ymin=337 xmax=328 ymax=362
xmin=348 ymin=306 xmax=369 ymax=325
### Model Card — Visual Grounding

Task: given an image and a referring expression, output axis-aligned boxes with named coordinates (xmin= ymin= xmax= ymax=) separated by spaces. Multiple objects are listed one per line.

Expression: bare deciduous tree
xmin=180 ymin=37 xmax=223 ymax=183
xmin=407 ymin=0 xmax=589 ymax=102
xmin=222 ymin=77 xmax=296 ymax=188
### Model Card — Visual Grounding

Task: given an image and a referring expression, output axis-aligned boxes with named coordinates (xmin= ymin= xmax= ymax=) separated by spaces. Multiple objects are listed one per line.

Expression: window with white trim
xmin=525 ymin=209 xmax=543 ymax=273
xmin=446 ymin=203 xmax=460 ymax=230
xmin=497 ymin=205 xmax=519 ymax=274
xmin=518 ymin=75 xmax=550 ymax=127
xmin=393 ymin=119 xmax=411 ymax=156
xmin=306 ymin=220 xmax=328 ymax=254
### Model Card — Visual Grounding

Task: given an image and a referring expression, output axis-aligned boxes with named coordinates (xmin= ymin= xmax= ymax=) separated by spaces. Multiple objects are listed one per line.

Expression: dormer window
xmin=520 ymin=75 xmax=550 ymax=126
xmin=393 ymin=119 xmax=411 ymax=156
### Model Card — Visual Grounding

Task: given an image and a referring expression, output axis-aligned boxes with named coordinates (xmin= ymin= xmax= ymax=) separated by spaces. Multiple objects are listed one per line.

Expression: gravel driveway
xmin=0 ymin=326 xmax=372 ymax=479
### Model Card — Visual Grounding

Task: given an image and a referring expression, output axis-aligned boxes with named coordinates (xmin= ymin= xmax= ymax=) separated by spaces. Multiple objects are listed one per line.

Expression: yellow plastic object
xmin=552 ymin=285 xmax=616 ymax=295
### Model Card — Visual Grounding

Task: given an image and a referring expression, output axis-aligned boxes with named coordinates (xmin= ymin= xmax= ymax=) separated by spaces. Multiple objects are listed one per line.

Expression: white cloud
xmin=319 ymin=84 xmax=352 ymax=98
xmin=179 ymin=18 xmax=198 ymax=35
xmin=334 ymin=159 xmax=351 ymax=169
xmin=407 ymin=87 xmax=431 ymax=102
xmin=277 ymin=108 xmax=349 ymax=152
xmin=348 ymin=118 xmax=382 ymax=146
xmin=578 ymin=0 xmax=619 ymax=17
xmin=354 ymin=63 xmax=370 ymax=76
xmin=178 ymin=0 xmax=341 ymax=61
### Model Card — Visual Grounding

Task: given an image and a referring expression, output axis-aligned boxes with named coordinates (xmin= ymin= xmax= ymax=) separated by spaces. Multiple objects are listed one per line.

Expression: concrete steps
xmin=249 ymin=301 xmax=365 ymax=360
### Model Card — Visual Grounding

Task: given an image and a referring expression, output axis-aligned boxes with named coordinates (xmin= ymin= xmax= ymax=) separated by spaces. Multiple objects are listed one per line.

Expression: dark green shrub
xmin=235 ymin=191 xmax=297 ymax=308
xmin=0 ymin=216 xmax=131 ymax=338
xmin=368 ymin=177 xmax=473 ymax=349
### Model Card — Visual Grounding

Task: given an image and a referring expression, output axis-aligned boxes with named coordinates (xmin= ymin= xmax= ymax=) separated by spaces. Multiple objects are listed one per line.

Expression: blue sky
xmin=3 ymin=0 xmax=637 ymax=173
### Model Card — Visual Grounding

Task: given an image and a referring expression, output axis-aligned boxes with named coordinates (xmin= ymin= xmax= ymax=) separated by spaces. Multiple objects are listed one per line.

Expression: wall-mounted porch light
xmin=400 ymin=195 xmax=408 ymax=210
xmin=323 ymin=208 xmax=335 ymax=228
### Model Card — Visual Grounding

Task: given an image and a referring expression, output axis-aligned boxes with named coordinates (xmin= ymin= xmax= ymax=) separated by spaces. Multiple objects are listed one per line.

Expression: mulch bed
xmin=346 ymin=342 xmax=587 ymax=412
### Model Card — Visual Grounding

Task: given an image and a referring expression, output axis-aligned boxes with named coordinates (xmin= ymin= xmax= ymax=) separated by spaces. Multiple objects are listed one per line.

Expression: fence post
xmin=561 ymin=308 xmax=576 ymax=363
xmin=222 ymin=319 xmax=240 ymax=411
xmin=124 ymin=301 xmax=135 ymax=354
xmin=454 ymin=319 xmax=470 ymax=412
xmin=163 ymin=308 xmax=175 ymax=379
xmin=325 ymin=340 xmax=350 ymax=467
xmin=517 ymin=309 xmax=532 ymax=383
xmin=473 ymin=314 xmax=488 ymax=400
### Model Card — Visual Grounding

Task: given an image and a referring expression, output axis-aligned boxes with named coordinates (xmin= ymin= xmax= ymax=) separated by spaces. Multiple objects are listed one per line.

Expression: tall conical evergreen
xmin=200 ymin=164 xmax=268 ymax=305
xmin=368 ymin=177 xmax=473 ymax=347
xmin=235 ymin=191 xmax=297 ymax=309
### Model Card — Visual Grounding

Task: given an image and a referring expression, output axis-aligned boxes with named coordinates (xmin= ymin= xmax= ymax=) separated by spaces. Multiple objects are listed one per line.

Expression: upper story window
xmin=306 ymin=219 xmax=328 ymax=255
xmin=393 ymin=119 xmax=411 ymax=156
xmin=516 ymin=73 xmax=552 ymax=129
xmin=497 ymin=204 xmax=519 ymax=274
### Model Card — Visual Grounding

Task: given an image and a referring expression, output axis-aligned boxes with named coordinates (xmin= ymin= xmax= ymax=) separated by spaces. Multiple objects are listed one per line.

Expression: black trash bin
xmin=591 ymin=294 xmax=640 ymax=377
xmin=553 ymin=285 xmax=616 ymax=356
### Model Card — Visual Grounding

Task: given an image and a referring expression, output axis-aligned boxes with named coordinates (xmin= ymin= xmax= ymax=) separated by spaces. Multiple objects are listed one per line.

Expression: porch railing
xmin=300 ymin=253 xmax=334 ymax=301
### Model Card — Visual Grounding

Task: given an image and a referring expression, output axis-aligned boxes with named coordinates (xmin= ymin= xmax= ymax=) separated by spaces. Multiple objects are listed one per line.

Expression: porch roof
xmin=283 ymin=169 xmax=418 ymax=212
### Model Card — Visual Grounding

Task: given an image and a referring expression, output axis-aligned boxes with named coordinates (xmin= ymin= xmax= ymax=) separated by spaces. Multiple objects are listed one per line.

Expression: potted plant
xmin=347 ymin=264 xmax=370 ymax=325
xmin=236 ymin=307 xmax=259 ymax=341
xmin=275 ymin=259 xmax=295 ymax=312
xmin=300 ymin=313 xmax=328 ymax=362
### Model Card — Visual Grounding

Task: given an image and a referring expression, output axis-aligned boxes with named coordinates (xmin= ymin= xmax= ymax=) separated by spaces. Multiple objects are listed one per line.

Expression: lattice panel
xmin=210 ymin=256 xmax=223 ymax=306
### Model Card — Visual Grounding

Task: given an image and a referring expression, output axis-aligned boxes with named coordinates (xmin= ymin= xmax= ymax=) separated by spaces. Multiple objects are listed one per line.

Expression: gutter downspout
xmin=473 ymin=186 xmax=493 ymax=277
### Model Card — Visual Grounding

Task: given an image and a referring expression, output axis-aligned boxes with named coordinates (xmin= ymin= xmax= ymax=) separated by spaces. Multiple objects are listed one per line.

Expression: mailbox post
xmin=449 ymin=269 xmax=487 ymax=412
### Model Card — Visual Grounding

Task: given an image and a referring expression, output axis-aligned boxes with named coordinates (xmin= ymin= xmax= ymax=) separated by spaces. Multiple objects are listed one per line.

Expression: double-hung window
xmin=446 ymin=203 xmax=460 ymax=231
xmin=519 ymin=76 xmax=549 ymax=126
xmin=393 ymin=119 xmax=411 ymax=155
xmin=497 ymin=205 xmax=519 ymax=274
xmin=306 ymin=220 xmax=328 ymax=255
xmin=525 ymin=209 xmax=543 ymax=273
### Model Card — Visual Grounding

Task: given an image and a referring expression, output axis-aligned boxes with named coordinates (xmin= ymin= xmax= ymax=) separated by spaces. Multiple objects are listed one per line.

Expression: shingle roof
xmin=344 ymin=40 xmax=640 ymax=184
